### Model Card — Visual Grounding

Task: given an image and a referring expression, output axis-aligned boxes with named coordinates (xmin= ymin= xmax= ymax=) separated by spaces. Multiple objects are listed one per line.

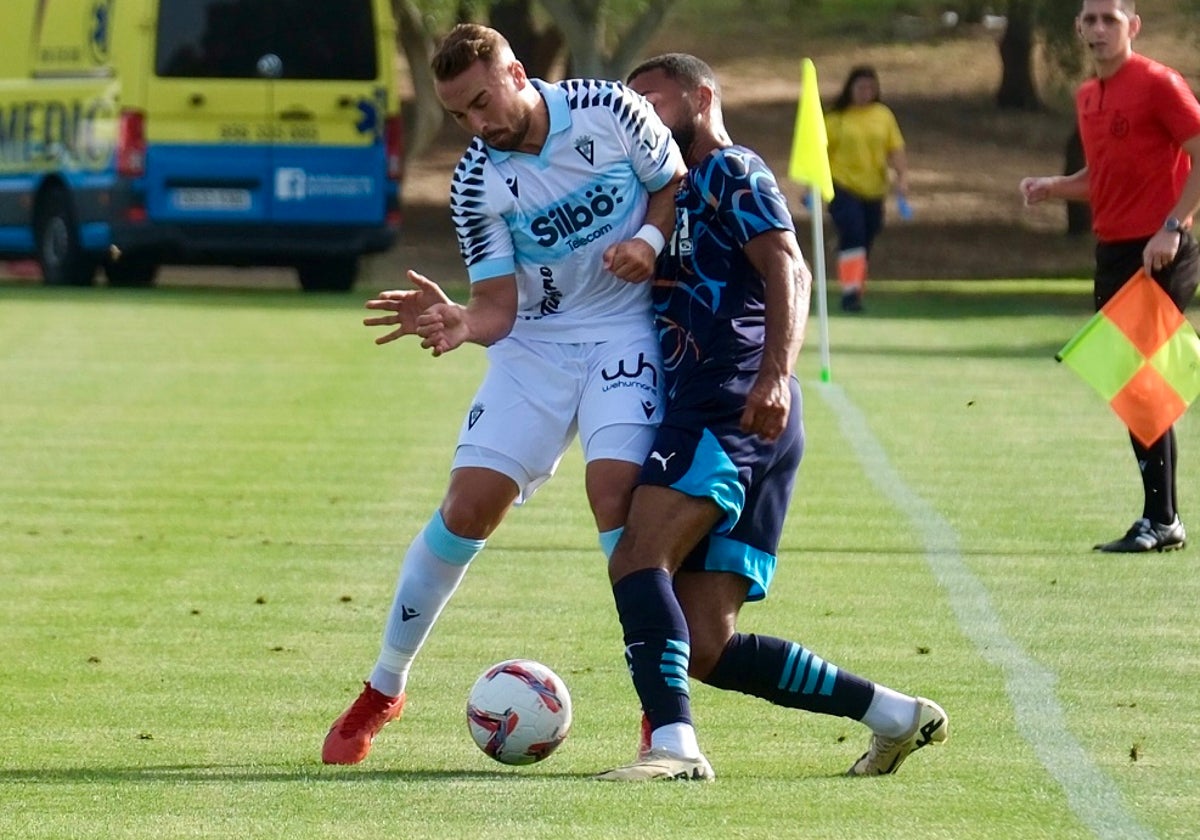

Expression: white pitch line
xmin=817 ymin=382 xmax=1154 ymax=840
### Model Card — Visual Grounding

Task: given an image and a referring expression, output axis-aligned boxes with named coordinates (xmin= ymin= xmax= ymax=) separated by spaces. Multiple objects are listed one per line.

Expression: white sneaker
xmin=594 ymin=748 xmax=716 ymax=781
xmin=847 ymin=696 xmax=948 ymax=776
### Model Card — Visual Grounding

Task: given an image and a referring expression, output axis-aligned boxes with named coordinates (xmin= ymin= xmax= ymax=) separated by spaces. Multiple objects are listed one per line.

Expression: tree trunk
xmin=1064 ymin=126 xmax=1092 ymax=236
xmin=541 ymin=0 xmax=605 ymax=77
xmin=996 ymin=0 xmax=1041 ymax=110
xmin=392 ymin=0 xmax=444 ymax=159
xmin=606 ymin=0 xmax=676 ymax=80
xmin=539 ymin=0 xmax=677 ymax=81
xmin=488 ymin=0 xmax=563 ymax=79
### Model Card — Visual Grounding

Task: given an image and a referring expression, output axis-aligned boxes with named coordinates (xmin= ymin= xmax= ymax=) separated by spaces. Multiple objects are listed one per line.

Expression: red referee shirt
xmin=1077 ymin=52 xmax=1200 ymax=242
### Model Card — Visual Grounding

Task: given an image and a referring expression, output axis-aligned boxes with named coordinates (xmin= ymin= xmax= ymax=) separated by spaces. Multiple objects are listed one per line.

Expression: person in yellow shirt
xmin=825 ymin=65 xmax=908 ymax=312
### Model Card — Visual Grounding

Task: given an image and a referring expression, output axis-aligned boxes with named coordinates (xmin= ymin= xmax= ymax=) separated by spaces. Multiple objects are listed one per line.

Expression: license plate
xmin=171 ymin=188 xmax=252 ymax=211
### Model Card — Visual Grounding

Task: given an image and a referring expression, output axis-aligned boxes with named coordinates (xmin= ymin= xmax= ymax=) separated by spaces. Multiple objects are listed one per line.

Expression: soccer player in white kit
xmin=322 ymin=23 xmax=686 ymax=765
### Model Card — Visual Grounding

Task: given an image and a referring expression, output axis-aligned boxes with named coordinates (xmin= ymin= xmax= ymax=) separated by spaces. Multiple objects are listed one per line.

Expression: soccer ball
xmin=465 ymin=658 xmax=572 ymax=765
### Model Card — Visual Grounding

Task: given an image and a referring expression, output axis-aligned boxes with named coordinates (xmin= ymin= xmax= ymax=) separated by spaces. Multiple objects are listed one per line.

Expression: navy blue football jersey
xmin=654 ymin=145 xmax=795 ymax=392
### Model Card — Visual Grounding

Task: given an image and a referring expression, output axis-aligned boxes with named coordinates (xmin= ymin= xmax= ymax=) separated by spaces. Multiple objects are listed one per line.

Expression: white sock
xmin=650 ymin=722 xmax=701 ymax=759
xmin=861 ymin=684 xmax=919 ymax=738
xmin=368 ymin=522 xmax=476 ymax=697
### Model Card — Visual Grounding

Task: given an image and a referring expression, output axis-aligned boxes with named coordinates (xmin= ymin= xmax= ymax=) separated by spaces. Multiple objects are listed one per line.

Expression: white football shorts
xmin=453 ymin=328 xmax=664 ymax=503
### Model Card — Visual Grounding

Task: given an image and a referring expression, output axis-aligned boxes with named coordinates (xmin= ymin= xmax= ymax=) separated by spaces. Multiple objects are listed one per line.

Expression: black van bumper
xmin=110 ymin=222 xmax=398 ymax=266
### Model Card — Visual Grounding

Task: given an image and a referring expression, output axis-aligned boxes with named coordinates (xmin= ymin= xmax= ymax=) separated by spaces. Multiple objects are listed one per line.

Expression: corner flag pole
xmin=809 ymin=197 xmax=831 ymax=383
xmin=787 ymin=58 xmax=834 ymax=383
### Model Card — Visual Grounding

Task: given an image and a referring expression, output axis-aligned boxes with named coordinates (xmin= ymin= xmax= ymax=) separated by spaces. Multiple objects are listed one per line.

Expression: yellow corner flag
xmin=788 ymin=58 xmax=834 ymax=202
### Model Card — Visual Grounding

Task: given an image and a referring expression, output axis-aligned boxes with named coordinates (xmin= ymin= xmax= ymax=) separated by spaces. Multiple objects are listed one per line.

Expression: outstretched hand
xmin=363 ymin=270 xmax=453 ymax=346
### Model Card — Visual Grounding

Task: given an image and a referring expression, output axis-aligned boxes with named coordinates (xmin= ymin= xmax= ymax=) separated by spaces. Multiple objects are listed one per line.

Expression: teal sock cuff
xmin=598 ymin=527 xmax=623 ymax=560
xmin=424 ymin=511 xmax=486 ymax=566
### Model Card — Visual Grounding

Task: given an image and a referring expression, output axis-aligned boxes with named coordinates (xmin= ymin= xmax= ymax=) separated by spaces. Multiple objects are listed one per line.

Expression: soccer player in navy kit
xmin=595 ymin=54 xmax=948 ymax=781
xmin=322 ymin=24 xmax=685 ymax=765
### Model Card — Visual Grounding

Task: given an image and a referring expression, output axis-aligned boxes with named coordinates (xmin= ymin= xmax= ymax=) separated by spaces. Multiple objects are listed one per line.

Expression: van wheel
xmin=105 ymin=258 xmax=159 ymax=288
xmin=298 ymin=257 xmax=357 ymax=292
xmin=36 ymin=189 xmax=96 ymax=286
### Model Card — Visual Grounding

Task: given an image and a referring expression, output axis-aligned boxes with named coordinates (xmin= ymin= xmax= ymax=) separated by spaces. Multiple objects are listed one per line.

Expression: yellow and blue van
xmin=0 ymin=0 xmax=404 ymax=290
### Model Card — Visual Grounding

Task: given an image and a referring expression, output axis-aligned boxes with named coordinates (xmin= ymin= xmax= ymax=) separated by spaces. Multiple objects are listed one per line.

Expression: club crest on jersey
xmin=674 ymin=204 xmax=693 ymax=256
xmin=573 ymin=135 xmax=595 ymax=165
xmin=468 ymin=402 xmax=485 ymax=429
xmin=530 ymin=186 xmax=623 ymax=248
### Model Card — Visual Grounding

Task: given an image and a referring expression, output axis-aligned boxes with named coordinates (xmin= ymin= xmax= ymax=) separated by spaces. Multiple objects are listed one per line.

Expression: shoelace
xmin=1138 ymin=520 xmax=1180 ymax=544
xmin=1123 ymin=518 xmax=1152 ymax=539
xmin=865 ymin=733 xmax=901 ymax=764
xmin=339 ymin=685 xmax=393 ymax=734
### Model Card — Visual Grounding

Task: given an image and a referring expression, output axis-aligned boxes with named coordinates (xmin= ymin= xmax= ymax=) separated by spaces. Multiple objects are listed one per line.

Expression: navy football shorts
xmin=638 ymin=370 xmax=804 ymax=601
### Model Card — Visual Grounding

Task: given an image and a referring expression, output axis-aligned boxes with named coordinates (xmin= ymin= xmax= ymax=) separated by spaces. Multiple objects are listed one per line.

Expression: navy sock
xmin=704 ymin=632 xmax=874 ymax=720
xmin=611 ymin=568 xmax=692 ymax=730
xmin=1134 ymin=428 xmax=1176 ymax=524
xmin=1171 ymin=427 xmax=1180 ymax=518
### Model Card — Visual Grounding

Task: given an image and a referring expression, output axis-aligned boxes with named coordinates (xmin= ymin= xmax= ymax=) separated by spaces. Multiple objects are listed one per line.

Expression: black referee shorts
xmin=1094 ymin=232 xmax=1200 ymax=312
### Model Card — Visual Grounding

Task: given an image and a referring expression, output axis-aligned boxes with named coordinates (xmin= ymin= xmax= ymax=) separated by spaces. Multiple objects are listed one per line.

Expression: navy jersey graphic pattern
xmin=655 ymin=146 xmax=795 ymax=391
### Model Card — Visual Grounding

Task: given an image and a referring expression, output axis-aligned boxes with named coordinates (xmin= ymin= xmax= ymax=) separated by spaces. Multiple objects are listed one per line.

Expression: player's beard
xmin=484 ymin=109 xmax=532 ymax=152
xmin=670 ymin=121 xmax=697 ymax=165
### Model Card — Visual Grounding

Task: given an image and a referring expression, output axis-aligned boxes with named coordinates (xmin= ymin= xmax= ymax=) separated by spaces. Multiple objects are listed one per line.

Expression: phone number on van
xmin=219 ymin=123 xmax=319 ymax=142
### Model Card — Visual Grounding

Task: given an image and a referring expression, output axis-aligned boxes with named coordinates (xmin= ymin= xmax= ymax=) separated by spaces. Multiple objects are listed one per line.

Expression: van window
xmin=155 ymin=0 xmax=377 ymax=80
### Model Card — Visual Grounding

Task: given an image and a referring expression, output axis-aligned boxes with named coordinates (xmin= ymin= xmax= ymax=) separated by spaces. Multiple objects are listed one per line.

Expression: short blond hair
xmin=431 ymin=24 xmax=511 ymax=81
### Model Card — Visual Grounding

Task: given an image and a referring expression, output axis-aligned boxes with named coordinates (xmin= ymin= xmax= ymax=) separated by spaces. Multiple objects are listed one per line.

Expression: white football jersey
xmin=449 ymin=78 xmax=683 ymax=342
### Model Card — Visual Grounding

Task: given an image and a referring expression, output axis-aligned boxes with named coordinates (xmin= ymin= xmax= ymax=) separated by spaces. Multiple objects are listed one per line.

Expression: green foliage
xmin=411 ymin=0 xmax=473 ymax=32
xmin=2 ymin=280 xmax=1200 ymax=838
xmin=1039 ymin=0 xmax=1088 ymax=79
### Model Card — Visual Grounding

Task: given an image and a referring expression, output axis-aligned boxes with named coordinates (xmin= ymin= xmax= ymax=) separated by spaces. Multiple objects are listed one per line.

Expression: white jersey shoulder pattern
xmin=448 ymin=79 xmax=683 ymax=342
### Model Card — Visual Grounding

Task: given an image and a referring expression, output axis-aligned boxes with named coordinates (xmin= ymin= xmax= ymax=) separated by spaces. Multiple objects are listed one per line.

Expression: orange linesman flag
xmin=1057 ymin=269 xmax=1200 ymax=446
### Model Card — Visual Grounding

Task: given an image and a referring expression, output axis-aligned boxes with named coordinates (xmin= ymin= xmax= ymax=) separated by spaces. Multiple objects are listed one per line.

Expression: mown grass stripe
xmin=819 ymin=381 xmax=1155 ymax=840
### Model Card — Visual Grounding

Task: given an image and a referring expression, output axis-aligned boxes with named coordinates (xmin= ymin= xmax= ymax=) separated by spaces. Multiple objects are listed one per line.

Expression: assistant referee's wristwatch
xmin=1163 ymin=216 xmax=1188 ymax=234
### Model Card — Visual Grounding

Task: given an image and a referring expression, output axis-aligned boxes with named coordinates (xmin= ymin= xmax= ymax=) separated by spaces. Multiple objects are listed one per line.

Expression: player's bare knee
xmin=439 ymin=496 xmax=508 ymax=540
xmin=607 ymin=544 xmax=648 ymax=584
xmin=441 ymin=469 xmax=519 ymax=538
xmin=688 ymin=650 xmax=719 ymax=681
xmin=687 ymin=632 xmax=731 ymax=681
xmin=584 ymin=458 xmax=639 ymax=531
xmin=607 ymin=521 xmax=668 ymax=575
xmin=588 ymin=491 xmax=631 ymax=533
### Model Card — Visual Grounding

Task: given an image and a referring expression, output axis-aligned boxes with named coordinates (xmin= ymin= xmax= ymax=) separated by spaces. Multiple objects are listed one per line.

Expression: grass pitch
xmin=1 ymin=279 xmax=1197 ymax=839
